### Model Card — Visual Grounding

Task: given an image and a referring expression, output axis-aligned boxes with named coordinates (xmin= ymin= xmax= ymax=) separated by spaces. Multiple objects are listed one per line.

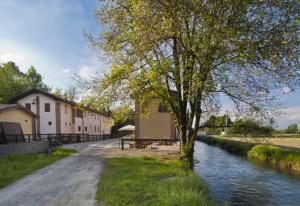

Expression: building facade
xmin=15 ymin=89 xmax=114 ymax=135
xmin=135 ymin=100 xmax=178 ymax=139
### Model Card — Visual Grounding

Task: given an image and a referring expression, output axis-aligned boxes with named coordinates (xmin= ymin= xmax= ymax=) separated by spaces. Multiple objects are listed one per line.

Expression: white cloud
xmin=0 ymin=52 xmax=25 ymax=64
xmin=281 ymin=106 xmax=300 ymax=121
xmin=282 ymin=86 xmax=291 ymax=94
xmin=62 ymin=68 xmax=71 ymax=74
xmin=78 ymin=65 xmax=92 ymax=79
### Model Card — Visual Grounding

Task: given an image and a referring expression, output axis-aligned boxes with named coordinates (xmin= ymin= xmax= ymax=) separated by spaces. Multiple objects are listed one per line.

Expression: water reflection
xmin=194 ymin=141 xmax=300 ymax=206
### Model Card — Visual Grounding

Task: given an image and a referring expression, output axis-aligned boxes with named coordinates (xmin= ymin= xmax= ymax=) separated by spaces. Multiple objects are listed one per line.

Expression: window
xmin=85 ymin=126 xmax=87 ymax=131
xmin=25 ymin=103 xmax=31 ymax=111
xmin=158 ymin=103 xmax=168 ymax=113
xmin=65 ymin=122 xmax=67 ymax=126
xmin=76 ymin=109 xmax=83 ymax=118
xmin=94 ymin=126 xmax=96 ymax=132
xmin=65 ymin=105 xmax=68 ymax=113
xmin=45 ymin=103 xmax=50 ymax=112
xmin=98 ymin=126 xmax=99 ymax=132
xmin=48 ymin=121 xmax=52 ymax=125
xmin=69 ymin=123 xmax=71 ymax=126
xmin=78 ymin=126 xmax=81 ymax=131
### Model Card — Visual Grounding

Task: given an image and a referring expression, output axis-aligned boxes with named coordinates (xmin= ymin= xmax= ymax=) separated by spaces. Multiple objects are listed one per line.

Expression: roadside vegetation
xmin=0 ymin=148 xmax=77 ymax=188
xmin=199 ymin=136 xmax=300 ymax=173
xmin=97 ymin=157 xmax=218 ymax=206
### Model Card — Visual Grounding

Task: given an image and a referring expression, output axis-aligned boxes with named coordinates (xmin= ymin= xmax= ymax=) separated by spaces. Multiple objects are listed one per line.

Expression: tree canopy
xmin=89 ymin=0 xmax=300 ymax=168
xmin=0 ymin=62 xmax=50 ymax=103
xmin=285 ymin=123 xmax=298 ymax=134
xmin=227 ymin=119 xmax=274 ymax=136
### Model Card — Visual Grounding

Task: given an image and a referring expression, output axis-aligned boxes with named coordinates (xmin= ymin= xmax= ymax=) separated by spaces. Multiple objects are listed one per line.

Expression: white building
xmin=15 ymin=89 xmax=114 ymax=135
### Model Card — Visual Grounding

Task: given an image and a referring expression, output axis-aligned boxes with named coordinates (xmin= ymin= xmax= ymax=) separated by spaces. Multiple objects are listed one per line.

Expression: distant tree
xmin=25 ymin=66 xmax=50 ymax=92
xmin=203 ymin=114 xmax=233 ymax=135
xmin=52 ymin=85 xmax=79 ymax=102
xmin=112 ymin=105 xmax=135 ymax=127
xmin=228 ymin=119 xmax=274 ymax=137
xmin=285 ymin=124 xmax=298 ymax=134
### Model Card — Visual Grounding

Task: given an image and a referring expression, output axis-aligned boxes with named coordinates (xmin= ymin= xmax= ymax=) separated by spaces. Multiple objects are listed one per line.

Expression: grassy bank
xmin=248 ymin=145 xmax=300 ymax=173
xmin=198 ymin=135 xmax=255 ymax=155
xmin=0 ymin=148 xmax=77 ymax=188
xmin=198 ymin=135 xmax=300 ymax=173
xmin=97 ymin=157 xmax=218 ymax=206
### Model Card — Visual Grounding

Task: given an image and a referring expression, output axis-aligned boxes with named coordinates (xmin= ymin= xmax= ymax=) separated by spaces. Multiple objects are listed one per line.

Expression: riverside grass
xmin=0 ymin=148 xmax=77 ymax=188
xmin=97 ymin=157 xmax=218 ymax=206
xmin=248 ymin=145 xmax=300 ymax=172
xmin=198 ymin=135 xmax=300 ymax=173
xmin=198 ymin=135 xmax=255 ymax=155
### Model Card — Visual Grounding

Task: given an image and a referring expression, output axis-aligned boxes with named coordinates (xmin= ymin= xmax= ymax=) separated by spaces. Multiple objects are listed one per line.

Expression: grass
xmin=198 ymin=135 xmax=255 ymax=155
xmin=97 ymin=157 xmax=218 ymax=206
xmin=248 ymin=145 xmax=300 ymax=172
xmin=0 ymin=147 xmax=77 ymax=188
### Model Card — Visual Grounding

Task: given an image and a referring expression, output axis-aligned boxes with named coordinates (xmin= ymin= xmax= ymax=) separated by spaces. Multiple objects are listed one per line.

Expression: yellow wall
xmin=137 ymin=101 xmax=175 ymax=139
xmin=0 ymin=109 xmax=34 ymax=134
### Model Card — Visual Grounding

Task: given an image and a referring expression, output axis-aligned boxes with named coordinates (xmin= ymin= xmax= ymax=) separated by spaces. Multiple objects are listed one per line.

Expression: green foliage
xmin=285 ymin=124 xmax=298 ymax=134
xmin=97 ymin=157 xmax=218 ymax=206
xmin=25 ymin=66 xmax=49 ymax=92
xmin=227 ymin=119 xmax=274 ymax=137
xmin=52 ymin=85 xmax=79 ymax=101
xmin=0 ymin=61 xmax=50 ymax=103
xmin=248 ymin=145 xmax=300 ymax=172
xmin=0 ymin=148 xmax=77 ymax=188
xmin=203 ymin=115 xmax=233 ymax=135
xmin=111 ymin=105 xmax=134 ymax=126
xmin=198 ymin=136 xmax=255 ymax=155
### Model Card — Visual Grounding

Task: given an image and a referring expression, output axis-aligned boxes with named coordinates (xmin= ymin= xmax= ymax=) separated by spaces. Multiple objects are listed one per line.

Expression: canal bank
xmin=198 ymin=136 xmax=300 ymax=174
xmin=194 ymin=141 xmax=300 ymax=206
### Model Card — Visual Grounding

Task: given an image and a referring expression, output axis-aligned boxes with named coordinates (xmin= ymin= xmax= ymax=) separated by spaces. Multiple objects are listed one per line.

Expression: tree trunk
xmin=181 ymin=138 xmax=195 ymax=170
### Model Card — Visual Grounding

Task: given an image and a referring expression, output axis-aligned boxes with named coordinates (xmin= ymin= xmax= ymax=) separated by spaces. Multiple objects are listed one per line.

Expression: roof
xmin=12 ymin=88 xmax=109 ymax=116
xmin=0 ymin=104 xmax=37 ymax=117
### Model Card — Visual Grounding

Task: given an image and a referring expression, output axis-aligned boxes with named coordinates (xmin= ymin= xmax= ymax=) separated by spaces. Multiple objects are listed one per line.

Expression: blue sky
xmin=0 ymin=0 xmax=299 ymax=128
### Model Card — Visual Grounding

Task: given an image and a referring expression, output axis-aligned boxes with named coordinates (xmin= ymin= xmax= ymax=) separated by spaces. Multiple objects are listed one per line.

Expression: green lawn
xmin=97 ymin=157 xmax=218 ymax=206
xmin=0 ymin=148 xmax=77 ymax=188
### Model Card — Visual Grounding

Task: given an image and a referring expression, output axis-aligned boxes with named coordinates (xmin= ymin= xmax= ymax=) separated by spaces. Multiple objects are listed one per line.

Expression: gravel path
xmin=0 ymin=139 xmax=119 ymax=206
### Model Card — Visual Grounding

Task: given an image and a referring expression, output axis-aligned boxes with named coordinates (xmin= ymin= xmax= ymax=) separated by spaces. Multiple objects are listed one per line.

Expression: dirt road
xmin=0 ymin=139 xmax=119 ymax=206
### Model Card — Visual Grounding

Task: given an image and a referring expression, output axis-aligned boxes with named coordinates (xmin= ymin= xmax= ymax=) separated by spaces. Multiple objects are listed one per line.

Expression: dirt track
xmin=0 ymin=139 xmax=119 ymax=206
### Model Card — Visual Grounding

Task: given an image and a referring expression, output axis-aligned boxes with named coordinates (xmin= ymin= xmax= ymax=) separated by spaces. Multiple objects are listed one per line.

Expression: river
xmin=194 ymin=141 xmax=300 ymax=206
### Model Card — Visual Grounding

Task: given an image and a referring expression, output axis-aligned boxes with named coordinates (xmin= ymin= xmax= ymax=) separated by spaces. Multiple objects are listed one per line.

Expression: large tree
xmin=90 ymin=0 xmax=299 ymax=168
xmin=0 ymin=62 xmax=50 ymax=103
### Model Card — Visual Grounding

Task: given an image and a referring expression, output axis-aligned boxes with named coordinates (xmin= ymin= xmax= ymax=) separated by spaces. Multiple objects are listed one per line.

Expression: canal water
xmin=194 ymin=141 xmax=300 ymax=206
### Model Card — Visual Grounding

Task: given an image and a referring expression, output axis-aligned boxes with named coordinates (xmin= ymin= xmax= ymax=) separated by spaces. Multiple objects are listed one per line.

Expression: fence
xmin=0 ymin=133 xmax=114 ymax=148
xmin=120 ymin=138 xmax=181 ymax=150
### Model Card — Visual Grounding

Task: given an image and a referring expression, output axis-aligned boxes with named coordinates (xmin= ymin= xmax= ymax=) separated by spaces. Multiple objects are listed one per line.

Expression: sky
xmin=0 ymin=0 xmax=299 ymax=128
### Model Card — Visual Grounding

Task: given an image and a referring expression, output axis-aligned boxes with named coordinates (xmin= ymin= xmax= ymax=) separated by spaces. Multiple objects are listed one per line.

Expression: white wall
xmin=18 ymin=93 xmax=56 ymax=134
xmin=101 ymin=116 xmax=114 ymax=135
xmin=18 ymin=93 xmax=113 ymax=135
xmin=59 ymin=102 xmax=73 ymax=134
xmin=83 ymin=111 xmax=101 ymax=135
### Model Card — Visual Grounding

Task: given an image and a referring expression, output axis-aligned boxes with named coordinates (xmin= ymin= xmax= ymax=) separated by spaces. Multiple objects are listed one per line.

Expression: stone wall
xmin=0 ymin=141 xmax=49 ymax=156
